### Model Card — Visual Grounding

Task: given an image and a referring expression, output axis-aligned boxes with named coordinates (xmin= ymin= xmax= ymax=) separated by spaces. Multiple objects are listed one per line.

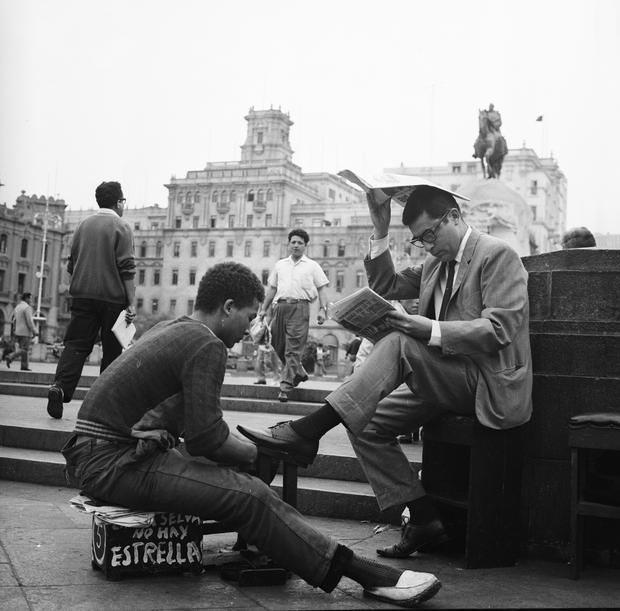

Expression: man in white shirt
xmin=239 ymin=185 xmax=532 ymax=559
xmin=6 ymin=292 xmax=37 ymax=371
xmin=258 ymin=229 xmax=329 ymax=402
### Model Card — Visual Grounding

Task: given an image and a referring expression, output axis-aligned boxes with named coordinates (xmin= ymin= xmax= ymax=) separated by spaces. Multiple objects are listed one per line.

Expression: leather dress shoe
xmin=278 ymin=391 xmax=289 ymax=402
xmin=254 ymin=379 xmax=267 ymax=385
xmin=237 ymin=421 xmax=318 ymax=467
xmin=377 ymin=519 xmax=449 ymax=558
xmin=364 ymin=570 xmax=441 ymax=608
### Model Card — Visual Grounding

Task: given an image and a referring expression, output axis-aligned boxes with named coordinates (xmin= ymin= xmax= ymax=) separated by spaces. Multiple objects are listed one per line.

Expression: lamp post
xmin=33 ymin=199 xmax=62 ymax=338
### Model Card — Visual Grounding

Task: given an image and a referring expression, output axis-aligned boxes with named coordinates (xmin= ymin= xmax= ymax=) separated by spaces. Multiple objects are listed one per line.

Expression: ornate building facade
xmin=0 ymin=192 xmax=66 ymax=341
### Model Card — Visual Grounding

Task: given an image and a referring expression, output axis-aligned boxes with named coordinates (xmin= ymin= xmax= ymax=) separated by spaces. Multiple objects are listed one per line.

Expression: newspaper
xmin=338 ymin=169 xmax=469 ymax=205
xmin=70 ymin=494 xmax=156 ymax=527
xmin=112 ymin=309 xmax=136 ymax=349
xmin=330 ymin=287 xmax=396 ymax=343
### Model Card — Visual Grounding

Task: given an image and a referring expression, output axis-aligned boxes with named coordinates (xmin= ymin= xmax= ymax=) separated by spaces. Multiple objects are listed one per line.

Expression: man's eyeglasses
xmin=409 ymin=209 xmax=454 ymax=248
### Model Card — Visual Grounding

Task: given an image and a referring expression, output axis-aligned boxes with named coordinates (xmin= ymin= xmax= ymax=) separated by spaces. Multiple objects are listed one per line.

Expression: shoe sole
xmin=236 ymin=426 xmax=315 ymax=468
xmin=364 ymin=578 xmax=441 ymax=608
xmin=47 ymin=388 xmax=64 ymax=419
xmin=376 ymin=532 xmax=451 ymax=558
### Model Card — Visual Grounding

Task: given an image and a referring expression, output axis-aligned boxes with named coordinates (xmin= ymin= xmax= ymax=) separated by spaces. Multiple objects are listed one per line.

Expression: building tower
xmin=240 ymin=107 xmax=294 ymax=163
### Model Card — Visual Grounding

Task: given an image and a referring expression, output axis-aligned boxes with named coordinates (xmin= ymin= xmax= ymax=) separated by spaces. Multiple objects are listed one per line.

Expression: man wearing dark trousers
xmin=5 ymin=292 xmax=37 ymax=371
xmin=47 ymin=181 xmax=136 ymax=419
xmin=239 ymin=184 xmax=532 ymax=559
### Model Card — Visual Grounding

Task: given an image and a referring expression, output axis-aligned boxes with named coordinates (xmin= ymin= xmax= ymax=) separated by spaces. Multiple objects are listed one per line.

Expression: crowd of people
xmin=3 ymin=174 xmax=602 ymax=607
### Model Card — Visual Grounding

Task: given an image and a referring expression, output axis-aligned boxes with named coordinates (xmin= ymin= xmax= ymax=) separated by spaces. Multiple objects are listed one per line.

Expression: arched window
xmin=337 ymin=240 xmax=346 ymax=257
xmin=139 ymin=241 xmax=147 ymax=257
xmin=266 ymin=188 xmax=273 ymax=202
xmin=220 ymin=190 xmax=228 ymax=204
xmin=20 ymin=238 xmax=28 ymax=258
xmin=212 ymin=191 xmax=218 ymax=203
xmin=247 ymin=189 xmax=254 ymax=202
xmin=257 ymin=189 xmax=264 ymax=203
xmin=155 ymin=241 xmax=162 ymax=257
xmin=0 ymin=234 xmax=7 ymax=254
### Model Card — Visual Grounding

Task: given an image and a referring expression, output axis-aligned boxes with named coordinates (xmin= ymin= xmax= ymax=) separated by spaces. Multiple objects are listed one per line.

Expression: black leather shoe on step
xmin=46 ymin=385 xmax=64 ymax=419
xmin=377 ymin=519 xmax=449 ymax=558
xmin=237 ymin=421 xmax=318 ymax=467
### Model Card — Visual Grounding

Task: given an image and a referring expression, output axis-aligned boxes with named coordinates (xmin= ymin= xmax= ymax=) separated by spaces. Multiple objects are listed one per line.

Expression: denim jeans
xmin=54 ymin=298 xmax=125 ymax=400
xmin=62 ymin=435 xmax=341 ymax=590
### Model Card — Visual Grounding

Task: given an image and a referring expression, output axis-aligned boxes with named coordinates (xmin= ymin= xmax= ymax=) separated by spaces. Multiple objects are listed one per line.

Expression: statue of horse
xmin=473 ymin=109 xmax=507 ymax=179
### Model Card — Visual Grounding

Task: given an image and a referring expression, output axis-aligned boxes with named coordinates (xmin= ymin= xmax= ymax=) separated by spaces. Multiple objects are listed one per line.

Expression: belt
xmin=75 ymin=434 xmax=113 ymax=446
xmin=277 ymin=298 xmax=308 ymax=304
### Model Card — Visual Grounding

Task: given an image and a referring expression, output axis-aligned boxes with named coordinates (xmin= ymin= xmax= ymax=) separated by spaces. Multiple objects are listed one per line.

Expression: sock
xmin=343 ymin=552 xmax=402 ymax=589
xmin=289 ymin=401 xmax=342 ymax=440
xmin=406 ymin=495 xmax=439 ymax=525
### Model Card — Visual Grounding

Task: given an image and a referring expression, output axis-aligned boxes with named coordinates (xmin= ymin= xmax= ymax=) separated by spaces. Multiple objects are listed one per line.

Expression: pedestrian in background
xmin=561 ymin=227 xmax=596 ymax=249
xmin=258 ymin=229 xmax=329 ymax=402
xmin=47 ymin=181 xmax=136 ymax=419
xmin=5 ymin=292 xmax=37 ymax=371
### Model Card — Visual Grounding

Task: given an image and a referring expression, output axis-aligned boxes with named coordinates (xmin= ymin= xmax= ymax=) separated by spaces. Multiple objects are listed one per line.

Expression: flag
xmin=536 ymin=115 xmax=543 ymax=122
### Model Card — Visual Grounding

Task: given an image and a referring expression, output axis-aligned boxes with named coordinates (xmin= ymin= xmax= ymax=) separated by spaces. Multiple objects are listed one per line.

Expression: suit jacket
xmin=365 ymin=227 xmax=532 ymax=429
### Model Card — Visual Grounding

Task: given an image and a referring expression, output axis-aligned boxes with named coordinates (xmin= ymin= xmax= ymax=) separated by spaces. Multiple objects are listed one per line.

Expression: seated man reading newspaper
xmin=62 ymin=261 xmax=440 ymax=608
xmin=239 ymin=179 xmax=532 ymax=559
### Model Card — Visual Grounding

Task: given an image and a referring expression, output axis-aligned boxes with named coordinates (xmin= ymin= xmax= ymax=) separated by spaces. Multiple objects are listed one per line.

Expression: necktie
xmin=438 ymin=260 xmax=456 ymax=321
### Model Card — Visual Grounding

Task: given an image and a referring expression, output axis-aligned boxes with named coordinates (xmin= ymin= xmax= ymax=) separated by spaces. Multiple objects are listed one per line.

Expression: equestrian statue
xmin=473 ymin=103 xmax=508 ymax=179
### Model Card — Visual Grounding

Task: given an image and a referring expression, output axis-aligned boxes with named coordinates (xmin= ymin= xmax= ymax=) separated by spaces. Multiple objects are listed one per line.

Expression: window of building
xmin=244 ymin=241 xmax=252 ymax=257
xmin=20 ymin=238 xmax=28 ymax=258
xmin=263 ymin=241 xmax=270 ymax=257
xmin=192 ymin=216 xmax=199 ymax=229
xmin=136 ymin=297 xmax=143 ymax=311
xmin=266 ymin=189 xmax=273 ymax=202
xmin=190 ymin=241 xmax=197 ymax=257
xmin=153 ymin=269 xmax=160 ymax=285
xmin=321 ymin=267 xmax=329 ymax=282
xmin=208 ymin=241 xmax=215 ymax=257
xmin=177 ymin=193 xmax=184 ymax=204
xmin=530 ymin=205 xmax=537 ymax=221
xmin=257 ymin=131 xmax=263 ymax=144
xmin=186 ymin=192 xmax=192 ymax=204
xmin=194 ymin=192 xmax=200 ymax=203
xmin=337 ymin=240 xmax=346 ymax=257
xmin=0 ymin=234 xmax=6 ymax=254
xmin=230 ymin=190 xmax=236 ymax=204
xmin=43 ymin=242 xmax=48 ymax=262
xmin=311 ymin=218 xmax=322 ymax=227
xmin=530 ymin=180 xmax=538 ymax=196
xmin=0 ymin=269 xmax=4 ymax=292
xmin=247 ymin=190 xmax=254 ymax=202
xmin=336 ymin=270 xmax=344 ymax=293
xmin=226 ymin=241 xmax=234 ymax=257
xmin=173 ymin=242 xmax=180 ymax=257
xmin=257 ymin=189 xmax=264 ymax=203
xmin=187 ymin=299 xmax=194 ymax=315
xmin=155 ymin=241 xmax=162 ymax=257
xmin=172 ymin=269 xmax=178 ymax=285
xmin=17 ymin=273 xmax=25 ymax=295
xmin=134 ymin=222 xmax=140 ymax=230
xmin=265 ymin=214 xmax=272 ymax=227
xmin=169 ymin=299 xmax=176 ymax=315
xmin=189 ymin=269 xmax=196 ymax=285
xmin=261 ymin=269 xmax=269 ymax=285
xmin=323 ymin=242 xmax=330 ymax=257
xmin=246 ymin=214 xmax=253 ymax=227
xmin=221 ymin=190 xmax=228 ymax=204
xmin=138 ymin=269 xmax=145 ymax=285
xmin=139 ymin=241 xmax=147 ymax=257
xmin=175 ymin=217 xmax=182 ymax=229
xmin=356 ymin=270 xmax=365 ymax=288
xmin=328 ymin=188 xmax=336 ymax=200
xmin=228 ymin=215 xmax=235 ymax=228
xmin=452 ymin=165 xmax=461 ymax=174
xmin=212 ymin=191 xmax=218 ymax=203
xmin=210 ymin=216 xmax=217 ymax=228
xmin=151 ymin=299 xmax=159 ymax=314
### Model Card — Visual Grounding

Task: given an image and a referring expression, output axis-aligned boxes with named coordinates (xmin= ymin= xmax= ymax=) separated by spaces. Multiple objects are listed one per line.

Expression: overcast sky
xmin=1 ymin=0 xmax=619 ymax=234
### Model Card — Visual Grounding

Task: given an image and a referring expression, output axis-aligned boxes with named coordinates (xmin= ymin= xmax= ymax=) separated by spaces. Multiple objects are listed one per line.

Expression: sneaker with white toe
xmin=364 ymin=570 xmax=441 ymax=608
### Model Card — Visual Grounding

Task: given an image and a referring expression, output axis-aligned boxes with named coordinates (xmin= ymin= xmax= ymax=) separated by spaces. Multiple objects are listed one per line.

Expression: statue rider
xmin=486 ymin=103 xmax=502 ymax=134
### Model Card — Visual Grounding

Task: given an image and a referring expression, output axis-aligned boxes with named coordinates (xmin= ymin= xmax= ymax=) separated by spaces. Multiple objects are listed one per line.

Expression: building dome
xmin=458 ymin=178 xmax=533 ymax=256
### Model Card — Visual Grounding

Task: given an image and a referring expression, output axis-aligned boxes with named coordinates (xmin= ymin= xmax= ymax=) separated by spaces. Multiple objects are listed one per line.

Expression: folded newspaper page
xmin=70 ymin=494 xmax=156 ymax=527
xmin=338 ymin=169 xmax=469 ymax=205
xmin=112 ymin=310 xmax=136 ymax=349
xmin=330 ymin=287 xmax=396 ymax=343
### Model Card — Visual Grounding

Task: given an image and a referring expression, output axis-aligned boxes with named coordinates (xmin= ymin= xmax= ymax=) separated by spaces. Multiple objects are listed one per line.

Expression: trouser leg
xmin=99 ymin=302 xmax=124 ymax=372
xmin=348 ymin=384 xmax=447 ymax=510
xmin=54 ymin=299 xmax=100 ymax=401
xmin=280 ymin=302 xmax=309 ymax=392
xmin=327 ymin=331 xmax=477 ymax=436
xmin=255 ymin=350 xmax=267 ymax=380
xmin=78 ymin=445 xmax=338 ymax=589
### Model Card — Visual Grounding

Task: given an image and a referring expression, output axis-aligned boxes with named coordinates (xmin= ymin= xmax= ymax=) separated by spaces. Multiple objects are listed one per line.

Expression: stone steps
xmin=0 ymin=370 xmax=420 ymax=524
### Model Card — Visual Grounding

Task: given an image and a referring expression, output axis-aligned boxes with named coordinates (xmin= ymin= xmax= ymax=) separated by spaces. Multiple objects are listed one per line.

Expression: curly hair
xmin=402 ymin=186 xmax=460 ymax=226
xmin=288 ymin=228 xmax=310 ymax=244
xmin=195 ymin=262 xmax=265 ymax=313
xmin=95 ymin=181 xmax=123 ymax=209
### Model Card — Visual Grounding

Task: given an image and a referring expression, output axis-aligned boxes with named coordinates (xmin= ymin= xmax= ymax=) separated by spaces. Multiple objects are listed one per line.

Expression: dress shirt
xmin=268 ymin=255 xmax=329 ymax=303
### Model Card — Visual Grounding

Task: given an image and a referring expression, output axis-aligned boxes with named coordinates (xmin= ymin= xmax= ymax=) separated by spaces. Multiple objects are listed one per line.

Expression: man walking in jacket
xmin=47 ymin=181 xmax=136 ymax=419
